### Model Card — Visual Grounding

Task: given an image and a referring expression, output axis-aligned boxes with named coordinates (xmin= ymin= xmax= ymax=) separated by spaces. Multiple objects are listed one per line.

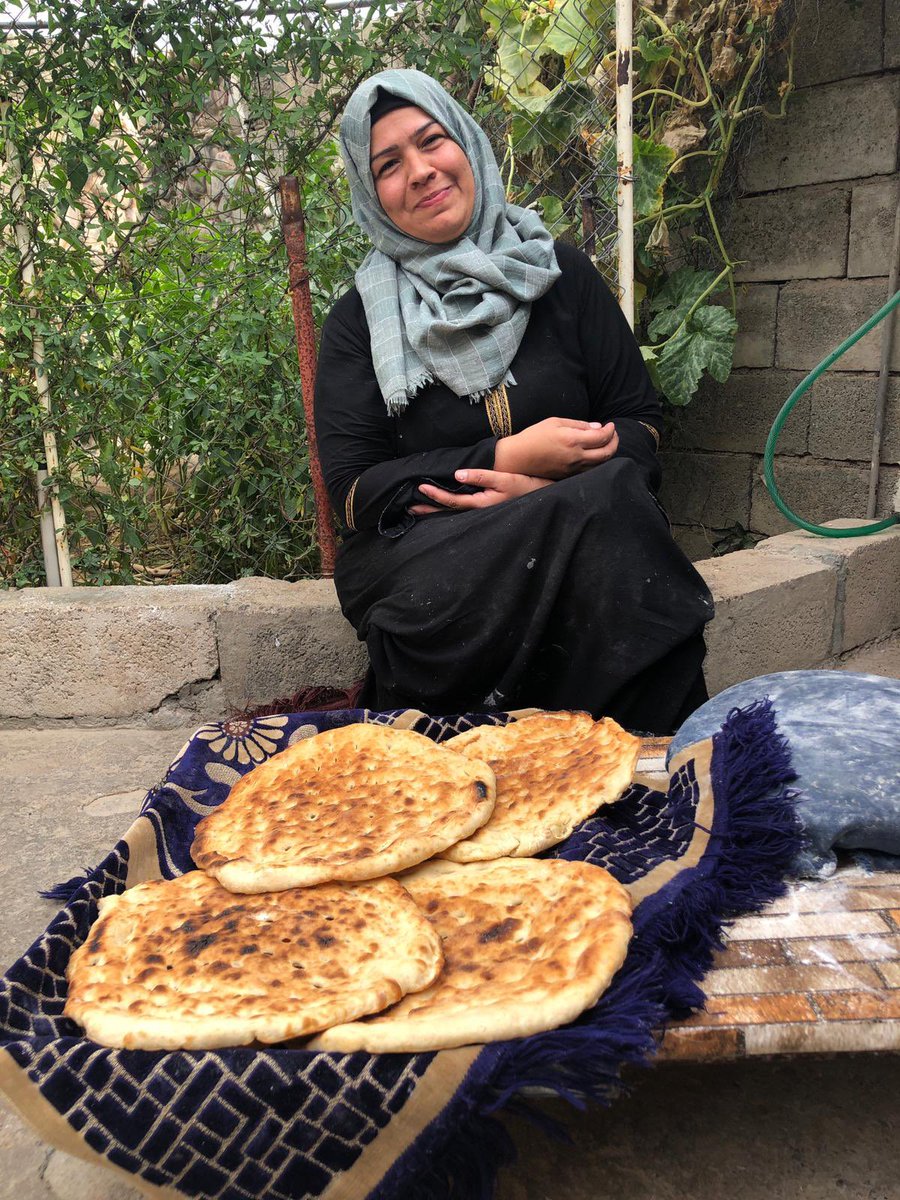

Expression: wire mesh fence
xmin=0 ymin=0 xmax=621 ymax=586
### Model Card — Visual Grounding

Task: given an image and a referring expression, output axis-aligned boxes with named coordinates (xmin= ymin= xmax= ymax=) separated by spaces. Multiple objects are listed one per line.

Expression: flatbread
xmin=312 ymin=857 xmax=633 ymax=1053
xmin=440 ymin=712 xmax=640 ymax=861
xmin=65 ymin=871 xmax=443 ymax=1050
xmin=191 ymin=724 xmax=496 ymax=892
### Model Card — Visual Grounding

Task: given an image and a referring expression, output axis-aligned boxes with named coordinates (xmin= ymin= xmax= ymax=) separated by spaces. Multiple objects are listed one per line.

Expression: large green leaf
xmin=646 ymin=265 xmax=720 ymax=339
xmin=635 ymin=33 xmax=676 ymax=64
xmin=654 ymin=305 xmax=737 ymax=406
xmin=632 ymin=135 xmax=675 ymax=218
xmin=483 ymin=0 xmax=604 ymax=109
xmin=536 ymin=194 xmax=573 ymax=238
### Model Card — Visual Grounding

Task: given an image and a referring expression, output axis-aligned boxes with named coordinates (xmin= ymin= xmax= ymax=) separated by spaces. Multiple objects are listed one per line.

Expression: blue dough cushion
xmin=668 ymin=670 xmax=900 ymax=878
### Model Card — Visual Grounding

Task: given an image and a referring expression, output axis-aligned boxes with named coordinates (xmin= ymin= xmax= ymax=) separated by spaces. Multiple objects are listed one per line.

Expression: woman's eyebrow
xmin=370 ymin=120 xmax=441 ymax=166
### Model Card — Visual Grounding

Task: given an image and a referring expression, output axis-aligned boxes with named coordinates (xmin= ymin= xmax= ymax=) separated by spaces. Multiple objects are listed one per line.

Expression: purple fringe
xmin=39 ymin=872 xmax=92 ymax=903
xmin=389 ymin=698 xmax=801 ymax=1199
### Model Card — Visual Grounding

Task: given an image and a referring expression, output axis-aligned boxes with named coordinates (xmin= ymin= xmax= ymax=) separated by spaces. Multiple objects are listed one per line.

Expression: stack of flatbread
xmin=65 ymin=713 xmax=640 ymax=1052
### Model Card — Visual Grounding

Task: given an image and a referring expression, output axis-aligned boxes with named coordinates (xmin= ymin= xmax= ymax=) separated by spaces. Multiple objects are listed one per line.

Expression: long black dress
xmin=313 ymin=242 xmax=714 ymax=733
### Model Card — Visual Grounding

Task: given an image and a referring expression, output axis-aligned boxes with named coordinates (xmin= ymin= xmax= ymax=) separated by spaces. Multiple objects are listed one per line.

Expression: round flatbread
xmin=65 ymin=871 xmax=444 ymax=1050
xmin=440 ymin=712 xmax=640 ymax=861
xmin=311 ymin=857 xmax=633 ymax=1053
xmin=191 ymin=723 xmax=496 ymax=892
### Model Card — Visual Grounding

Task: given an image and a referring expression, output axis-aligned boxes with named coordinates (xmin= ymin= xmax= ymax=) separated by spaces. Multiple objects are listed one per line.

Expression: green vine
xmin=479 ymin=0 xmax=795 ymax=406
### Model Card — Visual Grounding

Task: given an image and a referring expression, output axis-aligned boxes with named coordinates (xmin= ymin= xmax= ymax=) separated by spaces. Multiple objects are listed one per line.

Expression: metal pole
xmin=3 ymin=101 xmax=74 ymax=587
xmin=278 ymin=175 xmax=337 ymax=578
xmin=866 ymin=191 xmax=900 ymax=519
xmin=615 ymin=0 xmax=634 ymax=329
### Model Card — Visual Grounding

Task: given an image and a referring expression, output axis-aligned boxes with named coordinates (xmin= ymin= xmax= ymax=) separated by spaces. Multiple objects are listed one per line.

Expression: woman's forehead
xmin=369 ymin=104 xmax=441 ymax=153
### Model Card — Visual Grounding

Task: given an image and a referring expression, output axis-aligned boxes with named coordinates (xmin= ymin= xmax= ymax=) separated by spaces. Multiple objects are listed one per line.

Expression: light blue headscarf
xmin=339 ymin=69 xmax=561 ymax=414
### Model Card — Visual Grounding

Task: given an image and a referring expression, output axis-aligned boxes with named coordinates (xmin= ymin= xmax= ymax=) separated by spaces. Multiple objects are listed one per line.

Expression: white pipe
xmin=615 ymin=0 xmax=634 ymax=329
xmin=2 ymin=101 xmax=74 ymax=587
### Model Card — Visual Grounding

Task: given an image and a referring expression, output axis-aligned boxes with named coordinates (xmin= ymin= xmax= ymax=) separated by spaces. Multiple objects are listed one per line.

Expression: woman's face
xmin=370 ymin=104 xmax=476 ymax=244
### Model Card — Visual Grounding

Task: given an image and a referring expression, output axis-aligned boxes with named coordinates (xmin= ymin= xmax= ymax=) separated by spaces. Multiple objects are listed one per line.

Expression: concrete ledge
xmin=217 ymin=577 xmax=367 ymax=711
xmin=1 ymin=521 xmax=898 ymax=725
xmin=0 ymin=581 xmax=366 ymax=727
xmin=754 ymin=520 xmax=900 ymax=654
xmin=694 ymin=549 xmax=837 ymax=696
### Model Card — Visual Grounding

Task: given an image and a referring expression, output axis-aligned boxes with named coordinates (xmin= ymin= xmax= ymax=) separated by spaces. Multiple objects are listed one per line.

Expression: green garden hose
xmin=763 ymin=288 xmax=900 ymax=537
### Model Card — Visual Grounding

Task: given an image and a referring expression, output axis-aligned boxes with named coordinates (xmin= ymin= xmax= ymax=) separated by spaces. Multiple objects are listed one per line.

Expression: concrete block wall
xmin=0 ymin=579 xmax=368 ymax=728
xmin=661 ymin=0 xmax=900 ymax=560
xmin=2 ymin=522 xmax=898 ymax=726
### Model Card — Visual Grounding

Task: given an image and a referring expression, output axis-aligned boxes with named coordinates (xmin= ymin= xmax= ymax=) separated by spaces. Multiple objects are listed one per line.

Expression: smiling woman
xmin=312 ymin=69 xmax=714 ymax=733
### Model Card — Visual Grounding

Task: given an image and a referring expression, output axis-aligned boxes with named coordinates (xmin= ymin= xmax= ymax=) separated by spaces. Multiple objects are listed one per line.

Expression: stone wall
xmin=3 ymin=522 xmax=898 ymax=726
xmin=660 ymin=0 xmax=900 ymax=559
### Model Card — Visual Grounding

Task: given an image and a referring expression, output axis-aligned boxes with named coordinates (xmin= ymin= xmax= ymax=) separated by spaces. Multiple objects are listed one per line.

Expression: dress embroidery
xmin=344 ymin=476 xmax=360 ymax=530
xmin=484 ymin=384 xmax=513 ymax=439
xmin=639 ymin=421 xmax=660 ymax=450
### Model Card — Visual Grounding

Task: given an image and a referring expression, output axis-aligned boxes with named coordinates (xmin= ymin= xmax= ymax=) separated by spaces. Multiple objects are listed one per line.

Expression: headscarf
xmin=339 ymin=69 xmax=561 ymax=414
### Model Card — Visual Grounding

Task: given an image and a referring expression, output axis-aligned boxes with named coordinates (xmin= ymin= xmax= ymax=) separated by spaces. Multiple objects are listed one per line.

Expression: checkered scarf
xmin=339 ymin=69 xmax=561 ymax=414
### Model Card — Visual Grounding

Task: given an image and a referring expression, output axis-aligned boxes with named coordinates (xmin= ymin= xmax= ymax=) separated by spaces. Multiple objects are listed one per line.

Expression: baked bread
xmin=64 ymin=871 xmax=443 ymax=1050
xmin=191 ymin=724 xmax=496 ymax=892
xmin=440 ymin=712 xmax=640 ymax=861
xmin=312 ymin=857 xmax=633 ymax=1053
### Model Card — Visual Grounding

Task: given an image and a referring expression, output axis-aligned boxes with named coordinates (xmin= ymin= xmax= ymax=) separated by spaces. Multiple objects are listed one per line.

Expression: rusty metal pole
xmin=279 ymin=175 xmax=337 ymax=578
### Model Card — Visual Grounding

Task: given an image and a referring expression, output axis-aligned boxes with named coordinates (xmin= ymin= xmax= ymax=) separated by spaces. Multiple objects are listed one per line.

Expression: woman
xmin=313 ymin=68 xmax=714 ymax=733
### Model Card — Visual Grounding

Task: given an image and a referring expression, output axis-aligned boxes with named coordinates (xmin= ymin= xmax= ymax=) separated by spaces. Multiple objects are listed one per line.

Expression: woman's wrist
xmin=492 ymin=433 xmax=521 ymax=474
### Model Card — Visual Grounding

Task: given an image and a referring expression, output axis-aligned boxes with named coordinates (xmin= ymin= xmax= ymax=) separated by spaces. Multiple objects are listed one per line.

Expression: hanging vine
xmin=478 ymin=0 xmax=796 ymax=406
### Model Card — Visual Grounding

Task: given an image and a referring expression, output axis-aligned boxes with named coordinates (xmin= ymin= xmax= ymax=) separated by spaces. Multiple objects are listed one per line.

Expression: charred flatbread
xmin=312 ymin=857 xmax=632 ymax=1053
xmin=65 ymin=871 xmax=444 ymax=1050
xmin=440 ymin=712 xmax=640 ymax=861
xmin=191 ymin=724 xmax=496 ymax=892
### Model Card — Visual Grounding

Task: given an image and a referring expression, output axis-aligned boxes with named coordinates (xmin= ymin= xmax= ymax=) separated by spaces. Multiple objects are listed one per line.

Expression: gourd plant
xmin=477 ymin=0 xmax=795 ymax=406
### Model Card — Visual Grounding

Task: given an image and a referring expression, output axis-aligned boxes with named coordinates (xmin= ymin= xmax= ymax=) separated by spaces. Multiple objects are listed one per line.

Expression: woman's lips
xmin=416 ymin=185 xmax=453 ymax=209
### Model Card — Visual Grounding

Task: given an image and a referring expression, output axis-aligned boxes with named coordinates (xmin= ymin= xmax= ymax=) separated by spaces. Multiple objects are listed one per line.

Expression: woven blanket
xmin=0 ymin=702 xmax=799 ymax=1200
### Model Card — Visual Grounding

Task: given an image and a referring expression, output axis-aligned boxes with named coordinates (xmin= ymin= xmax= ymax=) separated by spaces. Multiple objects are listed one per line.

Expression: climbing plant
xmin=477 ymin=0 xmax=795 ymax=406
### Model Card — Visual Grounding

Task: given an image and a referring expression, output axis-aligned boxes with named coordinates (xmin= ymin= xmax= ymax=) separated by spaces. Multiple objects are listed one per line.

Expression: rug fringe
xmin=236 ymin=681 xmax=366 ymax=721
xmin=39 ymin=872 xmax=92 ymax=903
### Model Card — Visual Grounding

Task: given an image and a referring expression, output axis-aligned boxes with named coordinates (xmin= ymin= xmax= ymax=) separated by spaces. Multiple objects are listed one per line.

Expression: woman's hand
xmin=493 ymin=417 xmax=618 ymax=479
xmin=408 ymin=468 xmax=552 ymax=515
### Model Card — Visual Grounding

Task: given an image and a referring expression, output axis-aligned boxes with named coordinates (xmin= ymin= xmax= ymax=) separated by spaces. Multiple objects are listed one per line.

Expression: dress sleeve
xmin=313 ymin=290 xmax=497 ymax=537
xmin=565 ymin=244 xmax=663 ymax=492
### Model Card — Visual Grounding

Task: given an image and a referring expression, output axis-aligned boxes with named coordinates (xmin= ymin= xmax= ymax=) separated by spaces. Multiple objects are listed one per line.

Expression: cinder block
xmin=807 ymin=372 xmax=900 ymax=463
xmin=741 ymin=76 xmax=899 ymax=193
xmin=658 ymin=450 xmax=754 ymax=528
xmin=776 ymin=280 xmax=900 ymax=373
xmin=217 ymin=577 xmax=368 ymax=710
xmin=729 ymin=185 xmax=849 ymax=282
xmin=757 ymin=520 xmax=900 ymax=651
xmin=669 ymin=370 xmax=809 ymax=456
xmin=732 ymin=285 xmax=778 ymax=369
xmin=0 ymin=585 xmax=221 ymax=721
xmin=696 ymin=550 xmax=837 ymax=694
xmin=750 ymin=459 xmax=872 ymax=536
xmin=839 ymin=632 xmax=900 ymax=678
xmin=792 ymin=0 xmax=883 ymax=87
xmin=671 ymin=524 xmax=721 ymax=562
xmin=888 ymin=0 xmax=900 ymax=69
xmin=849 ymin=177 xmax=900 ymax=279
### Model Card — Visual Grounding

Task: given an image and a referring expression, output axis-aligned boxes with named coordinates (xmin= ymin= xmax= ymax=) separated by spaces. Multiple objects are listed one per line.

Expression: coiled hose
xmin=763 ymin=288 xmax=900 ymax=537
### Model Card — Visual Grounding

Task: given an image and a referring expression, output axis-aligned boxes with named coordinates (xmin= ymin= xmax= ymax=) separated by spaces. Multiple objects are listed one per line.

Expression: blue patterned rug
xmin=0 ymin=702 xmax=800 ymax=1199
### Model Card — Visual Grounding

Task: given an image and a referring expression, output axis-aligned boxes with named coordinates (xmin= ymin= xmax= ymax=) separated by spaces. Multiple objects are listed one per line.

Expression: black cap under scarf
xmin=368 ymin=87 xmax=415 ymax=125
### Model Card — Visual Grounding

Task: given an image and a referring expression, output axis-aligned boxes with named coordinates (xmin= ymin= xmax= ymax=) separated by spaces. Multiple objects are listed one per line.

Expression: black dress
xmin=313 ymin=242 xmax=714 ymax=733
